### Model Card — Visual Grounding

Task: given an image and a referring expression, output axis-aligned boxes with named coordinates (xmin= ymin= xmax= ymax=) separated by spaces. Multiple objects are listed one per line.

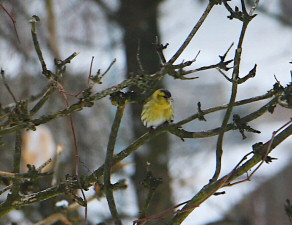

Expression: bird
xmin=141 ymin=89 xmax=174 ymax=128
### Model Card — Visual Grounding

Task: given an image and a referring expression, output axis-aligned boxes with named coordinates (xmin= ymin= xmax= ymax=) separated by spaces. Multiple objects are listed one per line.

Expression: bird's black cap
xmin=161 ymin=89 xmax=171 ymax=98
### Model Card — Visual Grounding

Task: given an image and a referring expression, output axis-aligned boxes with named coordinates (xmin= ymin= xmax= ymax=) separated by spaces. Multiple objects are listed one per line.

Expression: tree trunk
xmin=118 ymin=0 xmax=173 ymax=221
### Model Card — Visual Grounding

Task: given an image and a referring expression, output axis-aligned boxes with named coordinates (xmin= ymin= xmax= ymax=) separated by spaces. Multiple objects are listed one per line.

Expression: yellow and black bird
xmin=141 ymin=89 xmax=174 ymax=128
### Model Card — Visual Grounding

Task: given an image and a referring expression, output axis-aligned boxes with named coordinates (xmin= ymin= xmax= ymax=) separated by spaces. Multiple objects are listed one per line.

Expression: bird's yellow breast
xmin=141 ymin=98 xmax=173 ymax=127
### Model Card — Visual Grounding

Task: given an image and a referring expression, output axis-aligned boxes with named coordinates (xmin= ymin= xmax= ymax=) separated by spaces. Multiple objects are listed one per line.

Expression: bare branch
xmin=169 ymin=123 xmax=292 ymax=224
xmin=211 ymin=4 xmax=253 ymax=181
xmin=104 ymin=102 xmax=126 ymax=225
xmin=168 ymin=2 xmax=215 ymax=64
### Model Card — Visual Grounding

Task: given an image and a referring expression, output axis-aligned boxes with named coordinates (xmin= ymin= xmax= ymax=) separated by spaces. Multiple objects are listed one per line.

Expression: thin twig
xmin=100 ymin=58 xmax=116 ymax=80
xmin=181 ymin=43 xmax=233 ymax=76
xmin=134 ymin=200 xmax=192 ymax=225
xmin=58 ymin=87 xmax=88 ymax=223
xmin=90 ymin=58 xmax=116 ymax=85
xmin=88 ymin=56 xmax=95 ymax=87
xmin=155 ymin=36 xmax=167 ymax=64
xmin=30 ymin=84 xmax=57 ymax=115
xmin=29 ymin=15 xmax=52 ymax=79
xmin=0 ymin=3 xmax=20 ymax=43
xmin=37 ymin=158 xmax=53 ymax=172
xmin=168 ymin=2 xmax=215 ymax=64
xmin=1 ymin=69 xmax=18 ymax=103
xmin=183 ymin=61 xmax=232 ymax=75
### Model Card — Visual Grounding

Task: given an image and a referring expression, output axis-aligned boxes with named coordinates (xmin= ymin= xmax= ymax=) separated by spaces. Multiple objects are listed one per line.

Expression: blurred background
xmin=0 ymin=0 xmax=291 ymax=224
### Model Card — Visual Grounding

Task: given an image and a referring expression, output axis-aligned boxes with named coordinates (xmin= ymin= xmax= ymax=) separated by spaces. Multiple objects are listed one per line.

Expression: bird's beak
xmin=169 ymin=97 xmax=173 ymax=102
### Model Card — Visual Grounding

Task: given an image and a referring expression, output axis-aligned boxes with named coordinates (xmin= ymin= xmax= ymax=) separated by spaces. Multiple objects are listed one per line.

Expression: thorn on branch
xmin=172 ymin=51 xmax=201 ymax=70
xmin=273 ymin=77 xmax=285 ymax=92
xmin=278 ymin=81 xmax=292 ymax=109
xmin=185 ymin=45 xmax=233 ymax=76
xmin=264 ymin=155 xmax=277 ymax=164
xmin=156 ymin=41 xmax=169 ymax=51
xmin=154 ymin=36 xmax=168 ymax=64
xmin=219 ymin=42 xmax=234 ymax=70
xmin=223 ymin=0 xmax=257 ymax=22
xmin=238 ymin=64 xmax=257 ymax=84
xmin=233 ymin=114 xmax=261 ymax=139
xmin=213 ymin=191 xmax=226 ymax=196
xmin=268 ymin=78 xmax=287 ymax=112
xmin=197 ymin=102 xmax=206 ymax=121
xmin=167 ymin=51 xmax=201 ymax=80
xmin=216 ymin=43 xmax=234 ymax=72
